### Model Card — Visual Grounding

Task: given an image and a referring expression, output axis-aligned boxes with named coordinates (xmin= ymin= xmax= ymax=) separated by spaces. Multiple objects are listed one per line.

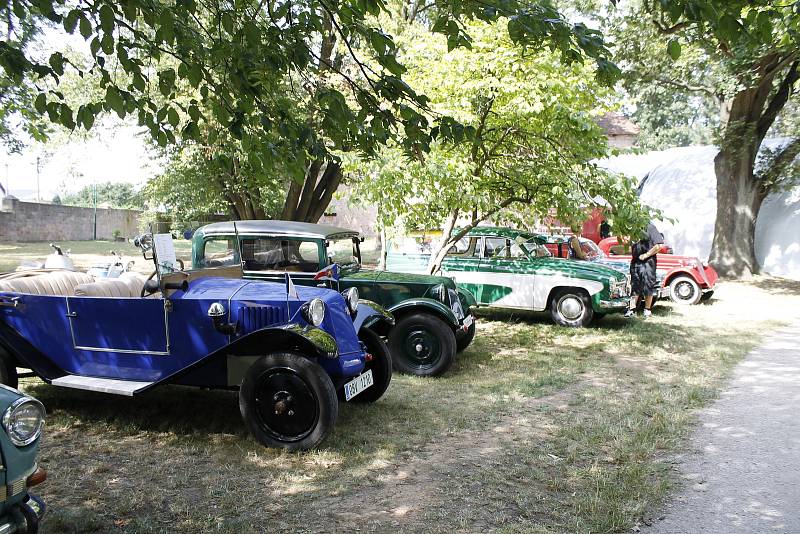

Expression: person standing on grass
xmin=625 ymin=222 xmax=664 ymax=318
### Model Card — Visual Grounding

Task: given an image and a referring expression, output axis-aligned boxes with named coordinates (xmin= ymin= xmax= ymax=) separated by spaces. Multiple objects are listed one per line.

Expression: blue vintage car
xmin=0 ymin=233 xmax=393 ymax=450
xmin=0 ymin=385 xmax=46 ymax=532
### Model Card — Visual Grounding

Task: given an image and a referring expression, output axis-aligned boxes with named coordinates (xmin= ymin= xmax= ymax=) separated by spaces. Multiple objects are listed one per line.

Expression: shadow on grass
xmin=748 ymin=276 xmax=800 ymax=296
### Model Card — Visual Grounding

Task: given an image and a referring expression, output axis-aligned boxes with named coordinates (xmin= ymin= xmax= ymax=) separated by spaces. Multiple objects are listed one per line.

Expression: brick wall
xmin=0 ymin=198 xmax=141 ymax=242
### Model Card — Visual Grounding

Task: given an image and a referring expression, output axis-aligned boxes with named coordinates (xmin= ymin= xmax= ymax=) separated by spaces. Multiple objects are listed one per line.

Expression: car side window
xmin=241 ymin=238 xmax=321 ymax=273
xmin=202 ymin=238 xmax=238 ymax=267
xmin=484 ymin=237 xmax=507 ymax=258
xmin=446 ymin=237 xmax=481 ymax=258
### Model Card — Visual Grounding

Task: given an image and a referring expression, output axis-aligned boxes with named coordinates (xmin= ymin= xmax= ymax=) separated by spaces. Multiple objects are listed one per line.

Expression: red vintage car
xmin=596 ymin=237 xmax=718 ymax=305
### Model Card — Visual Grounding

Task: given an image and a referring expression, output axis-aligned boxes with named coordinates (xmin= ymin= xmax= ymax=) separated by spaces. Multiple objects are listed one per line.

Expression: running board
xmin=51 ymin=375 xmax=154 ymax=396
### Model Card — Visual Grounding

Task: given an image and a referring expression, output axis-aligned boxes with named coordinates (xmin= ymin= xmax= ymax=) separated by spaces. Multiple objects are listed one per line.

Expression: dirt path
xmin=645 ymin=322 xmax=800 ymax=533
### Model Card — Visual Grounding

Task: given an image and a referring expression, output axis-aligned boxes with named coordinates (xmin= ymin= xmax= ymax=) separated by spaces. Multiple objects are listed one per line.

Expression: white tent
xmin=599 ymin=142 xmax=800 ymax=279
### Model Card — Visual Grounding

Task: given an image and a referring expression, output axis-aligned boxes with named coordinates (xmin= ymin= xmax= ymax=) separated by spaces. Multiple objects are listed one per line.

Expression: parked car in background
xmin=387 ymin=227 xmax=631 ymax=327
xmin=597 ymin=237 xmax=717 ymax=305
xmin=191 ymin=221 xmax=477 ymax=377
xmin=0 ymin=385 xmax=46 ymax=532
xmin=0 ymin=233 xmax=393 ymax=450
xmin=543 ymin=235 xmax=668 ymax=299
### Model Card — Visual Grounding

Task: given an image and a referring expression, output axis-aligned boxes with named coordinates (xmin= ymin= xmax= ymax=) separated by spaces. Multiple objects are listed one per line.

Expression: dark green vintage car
xmin=191 ymin=221 xmax=477 ymax=377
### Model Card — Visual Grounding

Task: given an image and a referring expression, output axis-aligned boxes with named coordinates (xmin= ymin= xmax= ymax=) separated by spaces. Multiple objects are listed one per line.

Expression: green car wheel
xmin=389 ymin=313 xmax=456 ymax=377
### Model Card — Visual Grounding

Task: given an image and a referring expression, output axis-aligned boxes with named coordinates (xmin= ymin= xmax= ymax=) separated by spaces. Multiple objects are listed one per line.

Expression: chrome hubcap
xmin=559 ymin=296 xmax=583 ymax=320
xmin=415 ymin=344 xmax=423 ymax=353
xmin=677 ymin=282 xmax=693 ymax=298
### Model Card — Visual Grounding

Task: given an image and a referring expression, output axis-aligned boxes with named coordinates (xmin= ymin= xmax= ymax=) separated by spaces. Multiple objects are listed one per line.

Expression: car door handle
xmin=65 ymin=311 xmax=77 ymax=318
xmin=0 ymin=296 xmax=20 ymax=308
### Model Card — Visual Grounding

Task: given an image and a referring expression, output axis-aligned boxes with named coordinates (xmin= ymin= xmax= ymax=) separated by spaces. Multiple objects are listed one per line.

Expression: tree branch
xmin=757 ymin=61 xmax=799 ymax=142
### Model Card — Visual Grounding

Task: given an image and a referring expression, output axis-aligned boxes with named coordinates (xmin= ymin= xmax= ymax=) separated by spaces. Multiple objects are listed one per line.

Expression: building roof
xmin=596 ymin=112 xmax=641 ymax=136
xmin=198 ymin=220 xmax=359 ymax=239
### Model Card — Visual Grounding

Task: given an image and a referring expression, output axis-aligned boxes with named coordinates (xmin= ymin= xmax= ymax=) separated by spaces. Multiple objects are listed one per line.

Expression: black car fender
xmin=222 ymin=324 xmax=338 ymax=387
xmin=386 ymin=298 xmax=460 ymax=329
xmin=353 ymin=300 xmax=394 ymax=336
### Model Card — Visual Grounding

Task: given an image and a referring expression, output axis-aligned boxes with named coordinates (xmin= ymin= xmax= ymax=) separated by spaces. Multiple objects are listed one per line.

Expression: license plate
xmin=344 ymin=369 xmax=373 ymax=401
xmin=461 ymin=315 xmax=474 ymax=330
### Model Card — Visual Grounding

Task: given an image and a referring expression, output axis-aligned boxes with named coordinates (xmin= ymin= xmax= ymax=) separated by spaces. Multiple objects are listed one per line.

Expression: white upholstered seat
xmin=0 ymin=271 xmax=94 ymax=296
xmin=73 ymin=273 xmax=147 ymax=298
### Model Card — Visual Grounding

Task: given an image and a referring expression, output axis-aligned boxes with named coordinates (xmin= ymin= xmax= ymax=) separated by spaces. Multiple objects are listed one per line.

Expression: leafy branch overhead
xmin=1 ymin=0 xmax=619 ymax=165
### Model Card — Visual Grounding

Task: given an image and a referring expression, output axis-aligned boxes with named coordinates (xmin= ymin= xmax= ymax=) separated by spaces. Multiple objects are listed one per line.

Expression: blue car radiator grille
xmin=237 ymin=304 xmax=284 ymax=334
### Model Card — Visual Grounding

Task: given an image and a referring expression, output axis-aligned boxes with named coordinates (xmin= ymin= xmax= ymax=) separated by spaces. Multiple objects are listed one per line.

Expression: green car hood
xmin=535 ymin=257 xmax=626 ymax=281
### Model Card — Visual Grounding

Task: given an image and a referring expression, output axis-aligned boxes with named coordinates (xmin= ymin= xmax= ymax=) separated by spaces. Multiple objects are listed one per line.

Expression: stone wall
xmin=0 ymin=198 xmax=141 ymax=242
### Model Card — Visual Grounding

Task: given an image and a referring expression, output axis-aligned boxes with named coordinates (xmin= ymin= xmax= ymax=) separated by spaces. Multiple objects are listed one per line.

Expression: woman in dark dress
xmin=625 ymin=223 xmax=664 ymax=318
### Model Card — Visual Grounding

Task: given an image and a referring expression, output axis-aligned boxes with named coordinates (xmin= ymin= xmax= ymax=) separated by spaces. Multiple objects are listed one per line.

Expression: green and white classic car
xmin=191 ymin=221 xmax=477 ymax=377
xmin=387 ymin=227 xmax=631 ymax=327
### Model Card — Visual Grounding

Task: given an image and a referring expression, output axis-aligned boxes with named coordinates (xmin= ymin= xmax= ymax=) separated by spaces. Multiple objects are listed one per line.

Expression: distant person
xmin=567 ymin=233 xmax=588 ymax=260
xmin=599 ymin=219 xmax=611 ymax=239
xmin=625 ymin=222 xmax=664 ymax=318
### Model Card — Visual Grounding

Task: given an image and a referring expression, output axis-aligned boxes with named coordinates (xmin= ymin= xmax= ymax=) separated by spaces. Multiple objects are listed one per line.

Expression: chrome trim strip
xmin=73 ymin=345 xmax=170 ymax=355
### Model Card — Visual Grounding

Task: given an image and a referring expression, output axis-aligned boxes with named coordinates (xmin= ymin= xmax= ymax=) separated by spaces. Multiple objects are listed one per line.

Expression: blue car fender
xmin=353 ymin=299 xmax=394 ymax=334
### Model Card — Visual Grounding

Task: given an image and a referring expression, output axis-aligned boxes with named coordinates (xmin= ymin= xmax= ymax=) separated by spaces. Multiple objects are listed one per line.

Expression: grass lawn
xmin=11 ymin=276 xmax=796 ymax=533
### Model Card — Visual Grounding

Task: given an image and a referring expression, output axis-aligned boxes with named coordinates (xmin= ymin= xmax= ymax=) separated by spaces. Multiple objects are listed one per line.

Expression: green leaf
xmin=90 ymin=37 xmax=101 ymax=56
xmin=64 ymin=9 xmax=79 ymax=33
xmin=105 ymin=86 xmax=125 ymax=117
xmin=667 ymin=38 xmax=681 ymax=60
xmin=79 ymin=14 xmax=92 ymax=39
xmin=717 ymin=14 xmax=739 ymax=42
xmin=101 ymin=33 xmax=114 ymax=55
xmin=99 ymin=4 xmax=115 ymax=33
xmin=34 ymin=93 xmax=47 ymax=114
xmin=167 ymin=107 xmax=179 ymax=127
xmin=48 ymin=52 xmax=64 ymax=76
xmin=187 ymin=64 xmax=203 ymax=87
xmin=160 ymin=11 xmax=175 ymax=43
xmin=221 ymin=12 xmax=234 ymax=34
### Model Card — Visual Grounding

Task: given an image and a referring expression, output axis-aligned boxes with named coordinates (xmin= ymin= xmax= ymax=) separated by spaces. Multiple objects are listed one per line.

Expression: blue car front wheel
xmin=239 ymin=352 xmax=337 ymax=451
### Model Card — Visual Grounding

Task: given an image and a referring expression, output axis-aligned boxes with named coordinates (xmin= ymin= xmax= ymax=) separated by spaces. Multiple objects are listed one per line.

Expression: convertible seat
xmin=74 ymin=273 xmax=147 ymax=298
xmin=0 ymin=271 xmax=94 ymax=296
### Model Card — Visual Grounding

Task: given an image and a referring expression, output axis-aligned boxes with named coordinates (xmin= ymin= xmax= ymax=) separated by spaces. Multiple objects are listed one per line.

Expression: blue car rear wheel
xmin=239 ymin=352 xmax=337 ymax=450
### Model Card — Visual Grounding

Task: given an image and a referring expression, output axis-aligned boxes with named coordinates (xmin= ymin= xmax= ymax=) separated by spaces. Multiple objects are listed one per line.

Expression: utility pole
xmin=35 ymin=156 xmax=40 ymax=202
xmin=93 ymin=181 xmax=97 ymax=240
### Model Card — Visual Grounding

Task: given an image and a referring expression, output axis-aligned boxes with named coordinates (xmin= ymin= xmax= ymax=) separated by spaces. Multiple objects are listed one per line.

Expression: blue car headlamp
xmin=301 ymin=298 xmax=326 ymax=327
xmin=341 ymin=287 xmax=359 ymax=315
xmin=3 ymin=397 xmax=45 ymax=447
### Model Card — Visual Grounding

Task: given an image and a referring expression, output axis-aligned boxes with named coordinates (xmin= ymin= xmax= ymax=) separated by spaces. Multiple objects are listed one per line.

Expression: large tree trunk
xmin=709 ymin=58 xmax=799 ymax=278
xmin=710 ymin=147 xmax=763 ymax=278
xmin=280 ymin=160 xmax=342 ymax=222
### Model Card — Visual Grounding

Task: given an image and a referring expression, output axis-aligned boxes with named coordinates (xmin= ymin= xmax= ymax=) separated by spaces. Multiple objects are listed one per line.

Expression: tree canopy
xmin=347 ymin=20 xmax=651 ymax=271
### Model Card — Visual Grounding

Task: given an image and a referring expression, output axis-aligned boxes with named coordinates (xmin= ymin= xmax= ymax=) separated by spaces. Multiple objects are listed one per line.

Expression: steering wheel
xmin=141 ymin=271 xmax=159 ymax=297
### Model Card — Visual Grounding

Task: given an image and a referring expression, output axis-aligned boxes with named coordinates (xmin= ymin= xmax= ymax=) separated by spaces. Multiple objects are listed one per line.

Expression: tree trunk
xmin=709 ymin=58 xmax=798 ymax=278
xmin=280 ymin=159 xmax=342 ymax=223
xmin=710 ymin=147 xmax=763 ymax=278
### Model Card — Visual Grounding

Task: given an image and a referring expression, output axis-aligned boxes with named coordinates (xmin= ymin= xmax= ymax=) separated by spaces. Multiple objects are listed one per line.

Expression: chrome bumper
xmin=0 ymin=495 xmax=45 ymax=534
xmin=598 ymin=299 xmax=629 ymax=310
